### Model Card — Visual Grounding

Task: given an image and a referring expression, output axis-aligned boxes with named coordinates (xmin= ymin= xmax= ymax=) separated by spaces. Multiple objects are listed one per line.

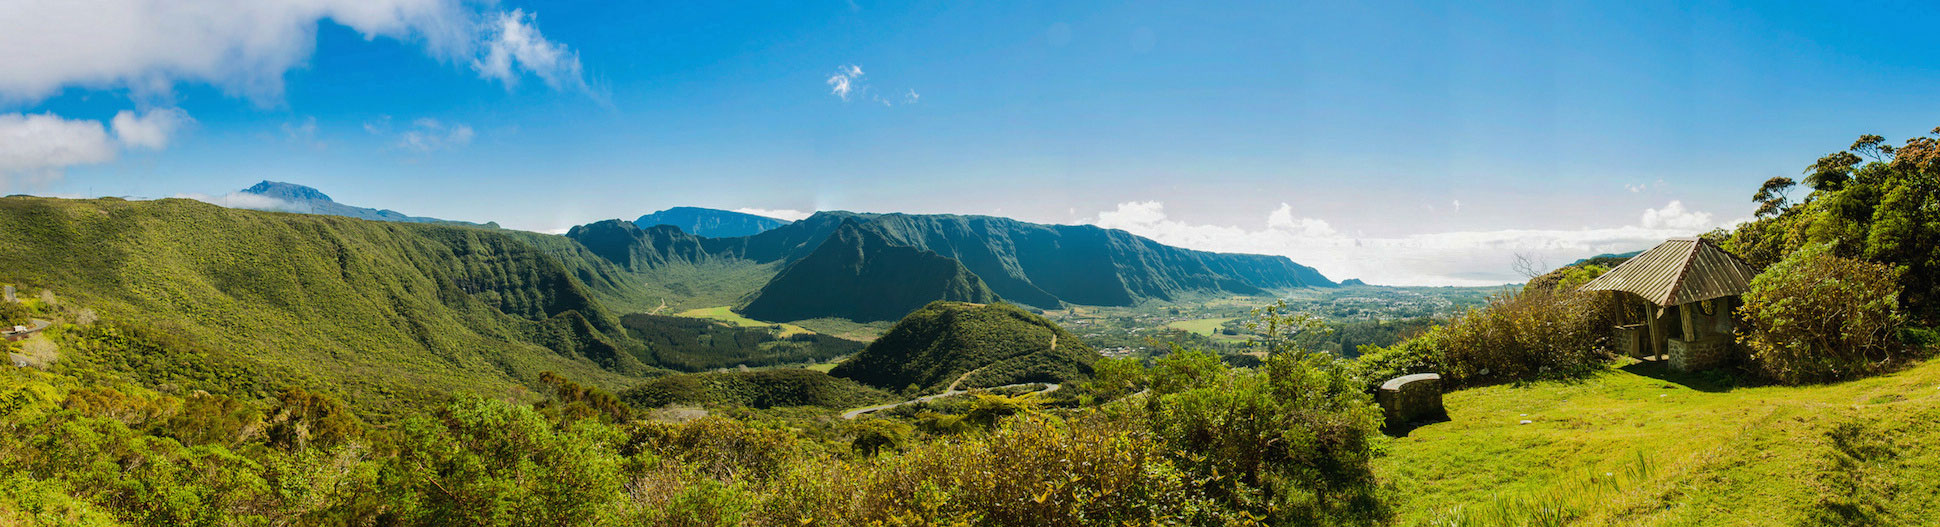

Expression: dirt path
xmin=840 ymin=382 xmax=1061 ymax=420
xmin=842 ymin=331 xmax=1067 ymax=420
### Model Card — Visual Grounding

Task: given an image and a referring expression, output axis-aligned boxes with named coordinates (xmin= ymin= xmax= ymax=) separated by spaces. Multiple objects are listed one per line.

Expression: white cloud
xmin=1087 ymin=200 xmax=1736 ymax=287
xmin=1639 ymin=200 xmax=1714 ymax=231
xmin=0 ymin=113 xmax=117 ymax=187
xmin=0 ymin=1 xmax=583 ymax=104
xmin=111 ymin=108 xmax=193 ymax=150
xmin=0 ymin=108 xmax=195 ymax=189
xmin=733 ymin=207 xmax=814 ymax=222
xmin=366 ymin=117 xmax=474 ymax=152
xmin=826 ymin=64 xmax=919 ymax=107
xmin=827 ymin=65 xmax=863 ymax=101
xmin=472 ymin=9 xmax=585 ymax=91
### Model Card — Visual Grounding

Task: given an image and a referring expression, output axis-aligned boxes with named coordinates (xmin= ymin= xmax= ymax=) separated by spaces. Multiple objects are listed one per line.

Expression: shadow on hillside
xmin=1618 ymin=359 xmax=1738 ymax=393
xmin=1383 ymin=414 xmax=1450 ymax=438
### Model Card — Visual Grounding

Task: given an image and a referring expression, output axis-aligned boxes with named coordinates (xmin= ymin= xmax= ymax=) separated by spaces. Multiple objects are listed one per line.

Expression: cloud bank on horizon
xmin=1089 ymin=200 xmax=1744 ymax=287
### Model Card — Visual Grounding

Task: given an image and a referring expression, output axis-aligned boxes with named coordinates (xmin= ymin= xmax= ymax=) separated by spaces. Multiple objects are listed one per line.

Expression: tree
xmin=1753 ymin=176 xmax=1796 ymax=218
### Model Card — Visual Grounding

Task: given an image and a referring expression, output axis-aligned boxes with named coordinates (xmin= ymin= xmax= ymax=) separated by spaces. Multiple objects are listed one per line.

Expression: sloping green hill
xmin=830 ymin=301 xmax=1097 ymax=392
xmin=739 ymin=220 xmax=1000 ymax=323
xmin=0 ymin=196 xmax=649 ymax=416
xmin=1378 ymin=358 xmax=1940 ymax=525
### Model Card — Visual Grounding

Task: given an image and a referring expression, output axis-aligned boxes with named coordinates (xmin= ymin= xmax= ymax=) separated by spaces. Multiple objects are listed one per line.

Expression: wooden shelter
xmin=1577 ymin=237 xmax=1757 ymax=371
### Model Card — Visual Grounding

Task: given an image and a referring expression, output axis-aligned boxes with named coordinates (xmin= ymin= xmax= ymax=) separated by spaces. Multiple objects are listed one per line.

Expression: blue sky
xmin=4 ymin=1 xmax=1939 ymax=284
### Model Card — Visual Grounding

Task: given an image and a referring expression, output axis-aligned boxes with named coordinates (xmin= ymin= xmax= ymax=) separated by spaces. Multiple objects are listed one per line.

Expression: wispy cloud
xmin=1090 ymin=200 xmax=1745 ymax=286
xmin=282 ymin=117 xmax=325 ymax=150
xmin=365 ymin=117 xmax=475 ymax=153
xmin=472 ymin=9 xmax=587 ymax=92
xmin=827 ymin=64 xmax=864 ymax=101
xmin=826 ymin=64 xmax=919 ymax=107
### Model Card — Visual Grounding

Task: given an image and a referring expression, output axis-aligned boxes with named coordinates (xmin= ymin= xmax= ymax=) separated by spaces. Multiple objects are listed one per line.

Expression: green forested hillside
xmin=564 ymin=210 xmax=1333 ymax=317
xmin=0 ymin=197 xmax=649 ymax=416
xmin=740 ymin=220 xmax=1001 ymax=322
xmin=831 ymin=301 xmax=1098 ymax=392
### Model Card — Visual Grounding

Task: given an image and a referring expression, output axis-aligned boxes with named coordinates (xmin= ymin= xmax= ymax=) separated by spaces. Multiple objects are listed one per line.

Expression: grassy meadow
xmin=673 ymin=305 xmax=813 ymax=337
xmin=1379 ymin=358 xmax=1940 ymax=526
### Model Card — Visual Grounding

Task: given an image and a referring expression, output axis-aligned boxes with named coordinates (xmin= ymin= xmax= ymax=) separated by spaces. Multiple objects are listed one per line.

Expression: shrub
xmin=1351 ymin=325 xmax=1448 ymax=386
xmin=1739 ymin=244 xmax=1906 ymax=383
xmin=1146 ymin=352 xmax=1388 ymax=525
xmin=1433 ymin=289 xmax=1621 ymax=385
xmin=389 ymin=397 xmax=625 ymax=526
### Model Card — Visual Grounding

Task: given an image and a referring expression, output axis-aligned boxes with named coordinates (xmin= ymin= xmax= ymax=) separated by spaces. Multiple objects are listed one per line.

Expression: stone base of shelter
xmin=1668 ymin=335 xmax=1734 ymax=372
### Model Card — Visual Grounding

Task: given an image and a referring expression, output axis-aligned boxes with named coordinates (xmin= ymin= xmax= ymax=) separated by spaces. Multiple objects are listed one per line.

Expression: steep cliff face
xmin=634 ymin=206 xmax=789 ymax=238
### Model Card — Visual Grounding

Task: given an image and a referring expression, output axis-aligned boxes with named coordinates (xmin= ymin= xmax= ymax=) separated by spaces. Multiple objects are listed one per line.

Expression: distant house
xmin=1577 ymin=237 xmax=1757 ymax=372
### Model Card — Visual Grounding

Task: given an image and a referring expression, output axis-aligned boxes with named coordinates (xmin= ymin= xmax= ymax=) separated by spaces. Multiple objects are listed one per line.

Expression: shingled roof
xmin=1576 ymin=237 xmax=1757 ymax=306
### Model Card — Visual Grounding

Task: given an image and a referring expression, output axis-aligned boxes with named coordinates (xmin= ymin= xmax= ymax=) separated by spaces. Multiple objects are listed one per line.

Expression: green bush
xmin=1739 ymin=244 xmax=1906 ymax=384
xmin=1146 ymin=351 xmax=1388 ymax=525
xmin=1352 ymin=288 xmax=1620 ymax=389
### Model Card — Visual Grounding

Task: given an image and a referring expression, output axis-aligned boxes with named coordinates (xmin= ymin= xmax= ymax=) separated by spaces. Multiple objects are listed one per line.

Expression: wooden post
xmin=1681 ymin=303 xmax=1697 ymax=340
xmin=1647 ymin=306 xmax=1665 ymax=360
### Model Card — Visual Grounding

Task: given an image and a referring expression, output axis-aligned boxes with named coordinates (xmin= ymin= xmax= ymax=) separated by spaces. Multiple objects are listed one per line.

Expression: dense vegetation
xmin=0 ymin=295 xmax=1392 ymax=526
xmin=831 ymin=302 xmax=1099 ymax=393
xmin=0 ymin=197 xmax=650 ymax=416
xmin=619 ymin=369 xmax=893 ymax=409
xmin=620 ymin=314 xmax=863 ymax=371
xmin=740 ymin=221 xmax=1000 ymax=322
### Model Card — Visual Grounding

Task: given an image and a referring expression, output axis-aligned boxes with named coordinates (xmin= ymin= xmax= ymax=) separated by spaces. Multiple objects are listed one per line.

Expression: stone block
xmin=1377 ymin=373 xmax=1445 ymax=431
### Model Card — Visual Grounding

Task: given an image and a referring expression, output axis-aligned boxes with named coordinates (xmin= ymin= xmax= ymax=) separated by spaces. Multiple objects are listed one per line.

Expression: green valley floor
xmin=1377 ymin=358 xmax=1940 ymax=526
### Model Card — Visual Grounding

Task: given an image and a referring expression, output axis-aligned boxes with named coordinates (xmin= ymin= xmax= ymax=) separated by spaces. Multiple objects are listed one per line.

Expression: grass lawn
xmin=1165 ymin=317 xmax=1233 ymax=335
xmin=1165 ymin=317 xmax=1250 ymax=342
xmin=674 ymin=306 xmax=813 ymax=337
xmin=1377 ymin=357 xmax=1940 ymax=526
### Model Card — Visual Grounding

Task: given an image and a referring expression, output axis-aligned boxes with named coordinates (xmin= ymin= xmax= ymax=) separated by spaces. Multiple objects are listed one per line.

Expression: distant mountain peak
xmin=233 ymin=181 xmax=494 ymax=228
xmin=242 ymin=181 xmax=334 ymax=202
xmin=634 ymin=207 xmax=789 ymax=238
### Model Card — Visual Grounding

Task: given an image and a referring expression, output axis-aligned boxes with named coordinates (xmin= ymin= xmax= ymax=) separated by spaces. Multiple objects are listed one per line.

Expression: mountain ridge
xmin=635 ymin=206 xmax=789 ymax=238
xmin=740 ymin=219 xmax=1001 ymax=322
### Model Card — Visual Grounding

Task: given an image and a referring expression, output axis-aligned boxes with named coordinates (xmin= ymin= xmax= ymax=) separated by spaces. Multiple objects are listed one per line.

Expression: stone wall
xmin=1668 ymin=335 xmax=1734 ymax=372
